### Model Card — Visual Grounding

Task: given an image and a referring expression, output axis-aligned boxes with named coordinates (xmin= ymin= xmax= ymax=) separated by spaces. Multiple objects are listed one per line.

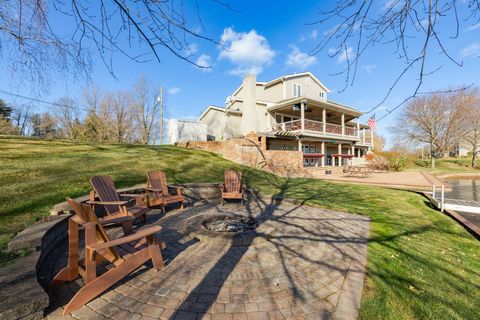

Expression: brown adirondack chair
xmin=49 ymin=198 xmax=165 ymax=315
xmin=89 ymin=176 xmax=149 ymax=234
xmin=145 ymin=170 xmax=185 ymax=213
xmin=220 ymin=170 xmax=244 ymax=205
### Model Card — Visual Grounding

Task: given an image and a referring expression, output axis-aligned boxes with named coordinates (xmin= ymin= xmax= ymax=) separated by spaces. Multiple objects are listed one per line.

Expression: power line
xmin=0 ymin=89 xmax=75 ymax=109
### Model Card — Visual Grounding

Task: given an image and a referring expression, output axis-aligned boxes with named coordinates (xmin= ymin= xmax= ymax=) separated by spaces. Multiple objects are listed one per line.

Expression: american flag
xmin=367 ymin=114 xmax=376 ymax=131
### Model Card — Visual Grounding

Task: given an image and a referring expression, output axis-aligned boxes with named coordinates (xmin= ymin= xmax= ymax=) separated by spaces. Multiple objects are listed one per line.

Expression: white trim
xmin=265 ymin=72 xmax=331 ymax=93
xmin=198 ymin=105 xmax=226 ymax=121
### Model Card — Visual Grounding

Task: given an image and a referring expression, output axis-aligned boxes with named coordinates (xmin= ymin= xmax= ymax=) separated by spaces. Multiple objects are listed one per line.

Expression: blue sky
xmin=1 ymin=1 xmax=479 ymax=147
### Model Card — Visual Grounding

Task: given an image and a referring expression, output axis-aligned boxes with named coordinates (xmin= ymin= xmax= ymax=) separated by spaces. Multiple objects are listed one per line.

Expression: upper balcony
xmin=267 ymin=97 xmax=373 ymax=145
xmin=274 ymin=119 xmax=359 ymax=138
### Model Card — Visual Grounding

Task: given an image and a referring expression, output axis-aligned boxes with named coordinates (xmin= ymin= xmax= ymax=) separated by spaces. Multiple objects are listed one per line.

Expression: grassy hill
xmin=406 ymin=157 xmax=480 ymax=175
xmin=1 ymin=136 xmax=479 ymax=319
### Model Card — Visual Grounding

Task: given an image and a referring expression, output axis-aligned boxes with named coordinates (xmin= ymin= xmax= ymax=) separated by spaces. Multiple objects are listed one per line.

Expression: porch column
xmin=338 ymin=143 xmax=342 ymax=166
xmin=357 ymin=148 xmax=361 ymax=157
xmin=370 ymin=129 xmax=374 ymax=146
xmin=301 ymin=100 xmax=305 ymax=131
xmin=356 ymin=119 xmax=360 ymax=138
xmin=322 ymin=108 xmax=326 ymax=133
xmin=362 ymin=128 xmax=366 ymax=143
xmin=321 ymin=141 xmax=325 ymax=167
xmin=351 ymin=145 xmax=355 ymax=155
xmin=298 ymin=139 xmax=302 ymax=151
xmin=341 ymin=113 xmax=345 ymax=136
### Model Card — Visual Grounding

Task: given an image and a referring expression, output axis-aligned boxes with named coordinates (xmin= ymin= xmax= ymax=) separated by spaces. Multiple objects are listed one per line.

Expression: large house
xmin=198 ymin=72 xmax=374 ymax=167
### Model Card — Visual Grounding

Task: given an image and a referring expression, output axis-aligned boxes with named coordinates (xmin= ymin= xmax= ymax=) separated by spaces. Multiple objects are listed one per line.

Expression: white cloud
xmin=168 ymin=87 xmax=180 ymax=95
xmin=310 ymin=30 xmax=319 ymax=39
xmin=460 ymin=42 xmax=480 ymax=58
xmin=187 ymin=43 xmax=198 ymax=55
xmin=361 ymin=64 xmax=377 ymax=74
xmin=285 ymin=45 xmax=317 ymax=70
xmin=196 ymin=54 xmax=212 ymax=72
xmin=219 ymin=27 xmax=276 ymax=76
xmin=466 ymin=23 xmax=480 ymax=32
xmin=298 ymin=34 xmax=306 ymax=42
xmin=334 ymin=47 xmax=353 ymax=63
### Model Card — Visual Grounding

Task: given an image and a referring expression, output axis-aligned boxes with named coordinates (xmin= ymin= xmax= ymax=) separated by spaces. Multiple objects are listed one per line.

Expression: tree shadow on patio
xmin=170 ymin=177 xmax=370 ymax=319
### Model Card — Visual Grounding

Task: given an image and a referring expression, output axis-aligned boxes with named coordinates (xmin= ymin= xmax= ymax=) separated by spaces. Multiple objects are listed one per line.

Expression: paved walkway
xmin=310 ymin=170 xmax=448 ymax=191
xmin=42 ymin=198 xmax=370 ymax=320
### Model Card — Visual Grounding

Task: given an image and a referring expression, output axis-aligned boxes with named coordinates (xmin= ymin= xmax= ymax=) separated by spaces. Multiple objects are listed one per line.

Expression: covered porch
xmin=265 ymin=136 xmax=370 ymax=168
xmin=266 ymin=97 xmax=374 ymax=146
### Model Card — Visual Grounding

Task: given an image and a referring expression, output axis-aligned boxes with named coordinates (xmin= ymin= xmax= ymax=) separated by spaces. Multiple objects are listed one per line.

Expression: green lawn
xmin=406 ymin=157 xmax=480 ymax=175
xmin=1 ymin=136 xmax=479 ymax=319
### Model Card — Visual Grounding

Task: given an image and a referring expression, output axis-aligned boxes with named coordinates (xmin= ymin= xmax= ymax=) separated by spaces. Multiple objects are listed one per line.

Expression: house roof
xmin=198 ymin=105 xmax=226 ymax=121
xmin=263 ymin=72 xmax=331 ymax=93
xmin=231 ymin=72 xmax=331 ymax=98
xmin=267 ymin=97 xmax=363 ymax=117
xmin=198 ymin=105 xmax=242 ymax=121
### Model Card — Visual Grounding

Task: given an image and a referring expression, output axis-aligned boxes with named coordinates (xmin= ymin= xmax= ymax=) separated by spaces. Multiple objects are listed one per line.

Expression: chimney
xmin=240 ymin=74 xmax=257 ymax=134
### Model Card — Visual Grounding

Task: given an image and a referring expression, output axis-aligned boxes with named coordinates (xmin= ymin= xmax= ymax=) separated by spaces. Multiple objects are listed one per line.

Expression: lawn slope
xmin=1 ymin=137 xmax=479 ymax=319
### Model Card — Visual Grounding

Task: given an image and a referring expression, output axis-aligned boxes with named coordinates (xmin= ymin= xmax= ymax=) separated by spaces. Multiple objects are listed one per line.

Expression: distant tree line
xmin=0 ymin=77 xmax=163 ymax=144
xmin=394 ymin=88 xmax=480 ymax=168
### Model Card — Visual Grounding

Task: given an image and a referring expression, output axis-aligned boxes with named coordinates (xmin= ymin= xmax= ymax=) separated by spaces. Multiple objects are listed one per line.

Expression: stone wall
xmin=176 ymin=134 xmax=305 ymax=177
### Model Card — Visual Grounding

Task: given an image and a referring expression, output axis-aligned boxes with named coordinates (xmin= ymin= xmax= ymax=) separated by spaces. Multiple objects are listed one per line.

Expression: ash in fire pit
xmin=203 ymin=216 xmax=257 ymax=233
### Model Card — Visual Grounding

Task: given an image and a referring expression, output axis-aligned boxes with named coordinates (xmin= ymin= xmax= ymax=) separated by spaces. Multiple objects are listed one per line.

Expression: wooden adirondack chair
xmin=220 ymin=170 xmax=244 ymax=205
xmin=49 ymin=198 xmax=165 ymax=315
xmin=145 ymin=170 xmax=185 ymax=213
xmin=89 ymin=176 xmax=149 ymax=234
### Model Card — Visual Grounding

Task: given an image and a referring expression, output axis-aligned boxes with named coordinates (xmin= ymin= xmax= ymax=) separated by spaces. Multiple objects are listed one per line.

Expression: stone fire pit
xmin=203 ymin=215 xmax=257 ymax=233
xmin=182 ymin=212 xmax=272 ymax=246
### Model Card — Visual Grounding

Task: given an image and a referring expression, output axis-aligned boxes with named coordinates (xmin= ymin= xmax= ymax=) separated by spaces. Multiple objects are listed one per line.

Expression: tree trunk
xmin=472 ymin=150 xmax=478 ymax=168
xmin=430 ymin=143 xmax=435 ymax=168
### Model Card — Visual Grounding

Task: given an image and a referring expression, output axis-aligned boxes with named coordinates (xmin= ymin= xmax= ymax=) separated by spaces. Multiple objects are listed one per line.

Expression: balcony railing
xmin=275 ymin=119 xmax=301 ymax=131
xmin=304 ymin=119 xmax=323 ymax=131
xmin=275 ymin=119 xmax=357 ymax=137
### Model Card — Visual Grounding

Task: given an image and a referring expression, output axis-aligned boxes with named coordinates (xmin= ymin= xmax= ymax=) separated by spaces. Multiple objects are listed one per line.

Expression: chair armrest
xmin=87 ymin=225 xmax=162 ymax=251
xmin=87 ymin=200 xmax=129 ymax=206
xmin=99 ymin=215 xmax=135 ymax=225
xmin=118 ymin=193 xmax=145 ymax=197
xmin=144 ymin=187 xmax=164 ymax=192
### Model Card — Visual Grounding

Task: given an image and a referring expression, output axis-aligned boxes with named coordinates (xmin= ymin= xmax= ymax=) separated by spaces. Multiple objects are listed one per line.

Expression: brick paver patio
xmin=41 ymin=196 xmax=370 ymax=320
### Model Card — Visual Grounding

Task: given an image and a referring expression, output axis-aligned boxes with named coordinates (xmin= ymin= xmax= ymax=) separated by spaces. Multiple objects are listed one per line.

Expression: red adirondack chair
xmin=145 ymin=170 xmax=185 ymax=213
xmin=220 ymin=170 xmax=244 ymax=205
xmin=49 ymin=198 xmax=165 ymax=315
xmin=89 ymin=176 xmax=149 ymax=234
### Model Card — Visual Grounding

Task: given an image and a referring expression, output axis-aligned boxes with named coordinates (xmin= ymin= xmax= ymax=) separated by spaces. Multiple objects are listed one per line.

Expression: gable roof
xmin=198 ymin=105 xmax=226 ymax=121
xmin=231 ymin=72 xmax=330 ymax=98
xmin=198 ymin=105 xmax=242 ymax=121
xmin=264 ymin=72 xmax=330 ymax=92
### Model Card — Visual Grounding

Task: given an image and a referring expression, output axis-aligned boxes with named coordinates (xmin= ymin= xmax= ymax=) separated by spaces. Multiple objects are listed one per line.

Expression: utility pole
xmin=158 ymin=87 xmax=164 ymax=145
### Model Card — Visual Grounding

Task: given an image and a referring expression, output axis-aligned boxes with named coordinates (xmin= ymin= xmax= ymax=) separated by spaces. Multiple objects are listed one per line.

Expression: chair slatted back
xmin=224 ymin=170 xmax=241 ymax=193
xmin=147 ymin=171 xmax=169 ymax=196
xmin=67 ymin=198 xmax=120 ymax=262
xmin=90 ymin=176 xmax=121 ymax=214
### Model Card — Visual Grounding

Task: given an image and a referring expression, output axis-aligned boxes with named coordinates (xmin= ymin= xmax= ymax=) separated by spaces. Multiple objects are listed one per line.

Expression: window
xmin=275 ymin=114 xmax=282 ymax=123
xmin=319 ymin=91 xmax=325 ymax=98
xmin=293 ymin=83 xmax=302 ymax=97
